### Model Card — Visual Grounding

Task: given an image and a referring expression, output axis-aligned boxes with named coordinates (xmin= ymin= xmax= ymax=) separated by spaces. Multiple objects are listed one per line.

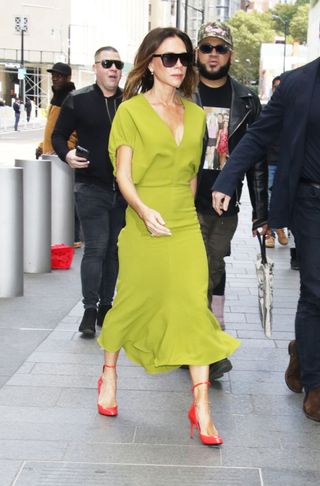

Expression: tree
xmin=270 ymin=2 xmax=309 ymax=43
xmin=290 ymin=4 xmax=309 ymax=43
xmin=271 ymin=3 xmax=297 ymax=32
xmin=227 ymin=11 xmax=275 ymax=85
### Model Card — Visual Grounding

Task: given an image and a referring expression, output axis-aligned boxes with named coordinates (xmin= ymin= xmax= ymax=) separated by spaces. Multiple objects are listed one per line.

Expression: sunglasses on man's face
xmin=199 ymin=44 xmax=231 ymax=55
xmin=96 ymin=59 xmax=124 ymax=70
xmin=152 ymin=52 xmax=193 ymax=68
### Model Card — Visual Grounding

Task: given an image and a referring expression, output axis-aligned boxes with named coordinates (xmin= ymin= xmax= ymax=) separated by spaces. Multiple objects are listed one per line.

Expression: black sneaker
xmin=78 ymin=308 xmax=97 ymax=337
xmin=96 ymin=304 xmax=112 ymax=328
xmin=209 ymin=358 xmax=232 ymax=381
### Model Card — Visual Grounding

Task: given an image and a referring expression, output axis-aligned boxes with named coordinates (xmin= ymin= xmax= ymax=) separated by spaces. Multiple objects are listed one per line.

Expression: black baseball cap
xmin=47 ymin=62 xmax=71 ymax=76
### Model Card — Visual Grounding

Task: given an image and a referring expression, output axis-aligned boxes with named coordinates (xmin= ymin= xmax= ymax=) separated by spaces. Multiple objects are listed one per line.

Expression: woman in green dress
xmin=97 ymin=27 xmax=239 ymax=446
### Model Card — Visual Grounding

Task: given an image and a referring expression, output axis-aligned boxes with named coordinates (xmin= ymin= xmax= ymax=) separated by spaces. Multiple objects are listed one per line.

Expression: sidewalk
xmin=1 ymin=188 xmax=319 ymax=486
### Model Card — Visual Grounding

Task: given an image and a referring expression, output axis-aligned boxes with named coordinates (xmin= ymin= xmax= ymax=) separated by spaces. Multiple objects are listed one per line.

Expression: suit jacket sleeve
xmin=213 ymin=82 xmax=285 ymax=199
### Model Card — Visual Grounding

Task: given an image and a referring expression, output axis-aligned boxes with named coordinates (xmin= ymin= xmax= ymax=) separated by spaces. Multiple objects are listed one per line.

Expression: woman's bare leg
xmin=98 ymin=350 xmax=119 ymax=408
xmin=189 ymin=365 xmax=218 ymax=436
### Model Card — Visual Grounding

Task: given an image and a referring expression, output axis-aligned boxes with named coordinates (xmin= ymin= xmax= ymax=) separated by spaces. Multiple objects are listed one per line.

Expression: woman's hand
xmin=140 ymin=207 xmax=172 ymax=237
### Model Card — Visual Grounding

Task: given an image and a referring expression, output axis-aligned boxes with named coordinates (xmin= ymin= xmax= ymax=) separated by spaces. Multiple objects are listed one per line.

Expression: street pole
xmin=283 ymin=21 xmax=287 ymax=73
xmin=176 ymin=0 xmax=181 ymax=28
xmin=184 ymin=0 xmax=188 ymax=33
xmin=20 ymin=28 xmax=25 ymax=103
xmin=67 ymin=24 xmax=71 ymax=64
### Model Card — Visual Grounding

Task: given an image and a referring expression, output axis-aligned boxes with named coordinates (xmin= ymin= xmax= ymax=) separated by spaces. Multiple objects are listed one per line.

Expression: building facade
xmin=0 ymin=0 xmax=149 ymax=107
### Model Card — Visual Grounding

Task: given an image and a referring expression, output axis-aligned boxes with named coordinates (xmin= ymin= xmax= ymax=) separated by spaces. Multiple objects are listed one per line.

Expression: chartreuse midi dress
xmin=97 ymin=94 xmax=240 ymax=373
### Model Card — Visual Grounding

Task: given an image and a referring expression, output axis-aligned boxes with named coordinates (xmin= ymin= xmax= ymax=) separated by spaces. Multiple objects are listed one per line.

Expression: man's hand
xmin=252 ymin=224 xmax=270 ymax=237
xmin=212 ymin=191 xmax=231 ymax=215
xmin=35 ymin=146 xmax=43 ymax=159
xmin=65 ymin=149 xmax=90 ymax=169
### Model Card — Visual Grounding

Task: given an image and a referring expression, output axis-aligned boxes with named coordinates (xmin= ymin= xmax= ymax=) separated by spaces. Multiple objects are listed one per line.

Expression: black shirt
xmin=196 ymin=78 xmax=232 ymax=213
xmin=301 ymin=69 xmax=320 ymax=182
xmin=52 ymin=84 xmax=122 ymax=189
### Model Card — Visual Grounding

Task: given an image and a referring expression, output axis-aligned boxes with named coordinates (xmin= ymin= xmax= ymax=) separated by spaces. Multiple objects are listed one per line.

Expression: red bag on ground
xmin=51 ymin=244 xmax=74 ymax=270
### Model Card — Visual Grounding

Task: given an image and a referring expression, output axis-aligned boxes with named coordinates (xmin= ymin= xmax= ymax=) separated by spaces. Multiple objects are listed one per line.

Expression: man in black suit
xmin=212 ymin=58 xmax=320 ymax=422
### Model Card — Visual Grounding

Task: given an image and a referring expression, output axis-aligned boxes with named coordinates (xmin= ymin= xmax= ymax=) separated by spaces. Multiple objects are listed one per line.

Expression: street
xmin=0 ymin=128 xmax=44 ymax=167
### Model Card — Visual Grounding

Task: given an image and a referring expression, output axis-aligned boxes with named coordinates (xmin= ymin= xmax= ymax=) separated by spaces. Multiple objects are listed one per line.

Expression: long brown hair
xmin=123 ymin=27 xmax=196 ymax=100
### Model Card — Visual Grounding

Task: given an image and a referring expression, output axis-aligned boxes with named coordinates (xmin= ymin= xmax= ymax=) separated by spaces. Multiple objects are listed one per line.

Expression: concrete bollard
xmin=15 ymin=159 xmax=51 ymax=273
xmin=0 ymin=168 xmax=24 ymax=297
xmin=42 ymin=155 xmax=74 ymax=246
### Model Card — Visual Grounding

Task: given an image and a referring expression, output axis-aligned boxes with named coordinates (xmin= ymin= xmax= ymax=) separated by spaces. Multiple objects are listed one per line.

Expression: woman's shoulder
xmin=118 ymin=94 xmax=143 ymax=112
xmin=183 ymin=97 xmax=206 ymax=118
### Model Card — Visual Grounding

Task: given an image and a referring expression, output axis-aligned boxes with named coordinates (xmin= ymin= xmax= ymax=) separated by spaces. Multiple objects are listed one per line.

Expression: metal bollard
xmin=15 ymin=159 xmax=51 ymax=273
xmin=42 ymin=155 xmax=74 ymax=246
xmin=0 ymin=168 xmax=24 ymax=297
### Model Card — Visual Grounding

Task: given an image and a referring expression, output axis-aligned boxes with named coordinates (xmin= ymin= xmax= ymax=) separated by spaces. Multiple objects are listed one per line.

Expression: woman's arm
xmin=116 ymin=146 xmax=171 ymax=236
xmin=190 ymin=176 xmax=197 ymax=198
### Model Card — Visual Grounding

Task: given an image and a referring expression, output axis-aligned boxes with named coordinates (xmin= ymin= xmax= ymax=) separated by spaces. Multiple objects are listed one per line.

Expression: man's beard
xmin=197 ymin=58 xmax=231 ymax=81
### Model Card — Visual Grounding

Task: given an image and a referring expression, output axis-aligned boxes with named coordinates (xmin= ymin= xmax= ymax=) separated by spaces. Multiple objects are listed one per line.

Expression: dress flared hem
xmin=97 ymin=338 xmax=240 ymax=375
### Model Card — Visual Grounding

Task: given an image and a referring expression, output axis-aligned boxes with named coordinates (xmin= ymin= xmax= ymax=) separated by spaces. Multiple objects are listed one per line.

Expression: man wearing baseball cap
xmin=36 ymin=62 xmax=76 ymax=158
xmin=194 ymin=22 xmax=268 ymax=382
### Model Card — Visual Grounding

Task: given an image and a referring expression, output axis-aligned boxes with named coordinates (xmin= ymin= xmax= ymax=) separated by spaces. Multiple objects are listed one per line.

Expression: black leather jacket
xmin=194 ymin=76 xmax=268 ymax=223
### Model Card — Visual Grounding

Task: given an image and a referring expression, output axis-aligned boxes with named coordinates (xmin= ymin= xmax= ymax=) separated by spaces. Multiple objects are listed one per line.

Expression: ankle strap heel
xmin=191 ymin=381 xmax=211 ymax=393
xmin=103 ymin=364 xmax=116 ymax=371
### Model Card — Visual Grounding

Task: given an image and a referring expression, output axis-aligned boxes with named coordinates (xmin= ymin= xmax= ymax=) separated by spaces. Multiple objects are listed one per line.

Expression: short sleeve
xmin=108 ymin=102 xmax=137 ymax=170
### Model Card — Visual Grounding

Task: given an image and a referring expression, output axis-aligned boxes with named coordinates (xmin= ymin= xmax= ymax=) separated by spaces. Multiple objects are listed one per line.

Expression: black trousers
xmin=197 ymin=211 xmax=238 ymax=298
xmin=75 ymin=183 xmax=126 ymax=309
xmin=291 ymin=182 xmax=320 ymax=391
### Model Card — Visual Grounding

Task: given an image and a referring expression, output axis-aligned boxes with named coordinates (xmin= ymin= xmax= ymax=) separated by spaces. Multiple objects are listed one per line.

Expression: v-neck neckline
xmin=140 ymin=93 xmax=187 ymax=148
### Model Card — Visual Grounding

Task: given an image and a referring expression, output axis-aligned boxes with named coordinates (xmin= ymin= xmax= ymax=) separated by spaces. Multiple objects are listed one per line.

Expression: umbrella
xmin=256 ymin=233 xmax=274 ymax=338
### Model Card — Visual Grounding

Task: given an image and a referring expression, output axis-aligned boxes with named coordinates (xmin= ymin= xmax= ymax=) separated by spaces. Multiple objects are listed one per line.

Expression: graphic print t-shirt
xmin=196 ymin=78 xmax=232 ymax=212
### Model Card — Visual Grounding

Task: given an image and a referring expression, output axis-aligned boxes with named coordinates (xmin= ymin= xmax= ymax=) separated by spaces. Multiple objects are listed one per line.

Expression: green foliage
xmin=290 ymin=4 xmax=309 ymax=43
xmin=270 ymin=2 xmax=309 ymax=44
xmin=227 ymin=11 xmax=275 ymax=85
xmin=271 ymin=4 xmax=297 ymax=30
xmin=295 ymin=0 xmax=310 ymax=6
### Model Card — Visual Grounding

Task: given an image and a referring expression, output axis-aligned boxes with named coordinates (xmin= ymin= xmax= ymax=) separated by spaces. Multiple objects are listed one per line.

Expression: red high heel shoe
xmin=188 ymin=381 xmax=223 ymax=446
xmin=97 ymin=364 xmax=118 ymax=416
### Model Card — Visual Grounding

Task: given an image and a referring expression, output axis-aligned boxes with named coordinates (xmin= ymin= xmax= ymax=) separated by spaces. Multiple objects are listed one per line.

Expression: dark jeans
xmin=75 ymin=183 xmax=126 ymax=309
xmin=74 ymin=203 xmax=81 ymax=242
xmin=197 ymin=211 xmax=238 ymax=298
xmin=291 ymin=182 xmax=320 ymax=391
xmin=14 ymin=112 xmax=20 ymax=131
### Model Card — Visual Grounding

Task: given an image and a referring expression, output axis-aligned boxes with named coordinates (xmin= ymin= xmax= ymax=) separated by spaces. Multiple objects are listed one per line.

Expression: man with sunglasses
xmin=194 ymin=22 xmax=268 ymax=382
xmin=52 ymin=46 xmax=126 ymax=337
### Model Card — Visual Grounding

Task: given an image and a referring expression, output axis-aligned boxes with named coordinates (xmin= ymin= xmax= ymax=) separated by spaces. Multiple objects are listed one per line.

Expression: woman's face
xmin=149 ymin=36 xmax=188 ymax=90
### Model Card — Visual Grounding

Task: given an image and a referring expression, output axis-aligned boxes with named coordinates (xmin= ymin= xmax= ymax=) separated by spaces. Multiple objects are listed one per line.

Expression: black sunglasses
xmin=96 ymin=59 xmax=124 ymax=70
xmin=152 ymin=52 xmax=193 ymax=68
xmin=199 ymin=44 xmax=231 ymax=55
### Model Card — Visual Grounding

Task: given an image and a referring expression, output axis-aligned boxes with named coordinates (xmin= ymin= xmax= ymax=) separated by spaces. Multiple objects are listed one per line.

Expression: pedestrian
xmin=13 ymin=98 xmax=21 ymax=131
xmin=52 ymin=47 xmax=126 ymax=337
xmin=25 ymin=98 xmax=32 ymax=122
xmin=212 ymin=57 xmax=320 ymax=422
xmin=265 ymin=76 xmax=288 ymax=249
xmin=193 ymin=21 xmax=268 ymax=382
xmin=35 ymin=62 xmax=80 ymax=247
xmin=97 ymin=27 xmax=239 ymax=446
xmin=35 ymin=62 xmax=76 ymax=158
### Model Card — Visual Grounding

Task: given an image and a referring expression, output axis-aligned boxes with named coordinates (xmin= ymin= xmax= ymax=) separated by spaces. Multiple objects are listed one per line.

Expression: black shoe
xmin=96 ymin=304 xmax=112 ymax=328
xmin=78 ymin=308 xmax=97 ymax=337
xmin=290 ymin=248 xmax=300 ymax=271
xmin=209 ymin=358 xmax=232 ymax=381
